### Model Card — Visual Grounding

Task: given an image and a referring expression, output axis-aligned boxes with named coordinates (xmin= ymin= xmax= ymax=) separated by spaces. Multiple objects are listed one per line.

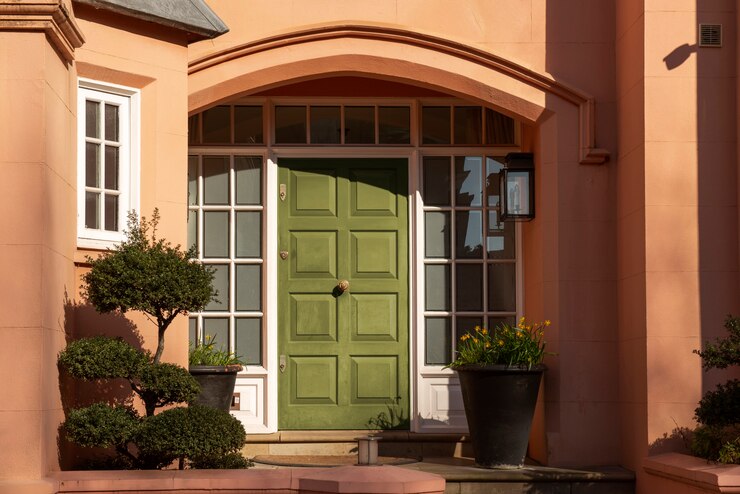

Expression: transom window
xmin=77 ymin=80 xmax=139 ymax=247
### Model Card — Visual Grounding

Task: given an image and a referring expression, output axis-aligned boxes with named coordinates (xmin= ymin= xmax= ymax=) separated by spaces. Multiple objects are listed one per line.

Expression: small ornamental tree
xmin=691 ymin=316 xmax=740 ymax=464
xmin=59 ymin=211 xmax=248 ymax=469
xmin=82 ymin=209 xmax=215 ymax=364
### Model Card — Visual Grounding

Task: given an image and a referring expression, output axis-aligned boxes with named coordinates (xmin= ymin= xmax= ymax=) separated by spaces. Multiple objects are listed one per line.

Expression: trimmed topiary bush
xmin=690 ymin=316 xmax=740 ymax=463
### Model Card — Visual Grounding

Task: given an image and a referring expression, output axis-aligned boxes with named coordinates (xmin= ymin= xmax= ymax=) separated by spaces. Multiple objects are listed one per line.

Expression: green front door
xmin=278 ymin=158 xmax=408 ymax=429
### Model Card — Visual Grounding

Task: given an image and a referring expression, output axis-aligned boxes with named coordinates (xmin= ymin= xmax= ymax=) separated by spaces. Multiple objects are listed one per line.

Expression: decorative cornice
xmin=0 ymin=0 xmax=84 ymax=63
xmin=189 ymin=25 xmax=609 ymax=165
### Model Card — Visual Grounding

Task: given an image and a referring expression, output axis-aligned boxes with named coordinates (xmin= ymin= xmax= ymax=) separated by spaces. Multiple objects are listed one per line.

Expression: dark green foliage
xmin=190 ymin=452 xmax=253 ymax=469
xmin=82 ymin=210 xmax=215 ymax=363
xmin=695 ymin=380 xmax=740 ymax=428
xmin=694 ymin=316 xmax=740 ymax=370
xmin=136 ymin=405 xmax=247 ymax=469
xmin=64 ymin=403 xmax=139 ymax=449
xmin=58 ymin=336 xmax=148 ymax=380
xmin=189 ymin=334 xmax=244 ymax=366
xmin=691 ymin=315 xmax=740 ymax=464
xmin=138 ymin=363 xmax=200 ymax=416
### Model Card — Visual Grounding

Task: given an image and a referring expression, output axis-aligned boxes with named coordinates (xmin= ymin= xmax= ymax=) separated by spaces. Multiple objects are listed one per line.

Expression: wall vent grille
xmin=699 ymin=24 xmax=722 ymax=47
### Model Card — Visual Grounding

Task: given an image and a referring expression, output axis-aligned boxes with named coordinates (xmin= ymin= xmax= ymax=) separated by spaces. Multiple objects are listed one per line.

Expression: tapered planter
xmin=189 ymin=364 xmax=242 ymax=412
xmin=456 ymin=364 xmax=545 ymax=469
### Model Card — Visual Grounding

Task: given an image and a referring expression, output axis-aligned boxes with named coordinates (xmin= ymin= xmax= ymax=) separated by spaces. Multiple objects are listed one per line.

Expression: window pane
xmin=456 ymin=210 xmax=483 ymax=258
xmin=487 ymin=214 xmax=515 ymax=259
xmin=454 ymin=106 xmax=482 ymax=145
xmin=202 ymin=105 xmax=230 ymax=144
xmin=456 ymin=264 xmax=483 ymax=311
xmin=203 ymin=156 xmax=229 ymax=205
xmin=425 ymin=317 xmax=451 ymax=365
xmin=236 ymin=318 xmax=262 ymax=365
xmin=485 ymin=108 xmax=516 ymax=145
xmin=203 ymin=211 xmax=229 ymax=258
xmin=424 ymin=211 xmax=450 ymax=258
xmin=104 ymin=194 xmax=118 ymax=231
xmin=425 ymin=264 xmax=450 ymax=311
xmin=85 ymin=192 xmax=99 ymax=229
xmin=378 ymin=106 xmax=410 ymax=144
xmin=236 ymin=212 xmax=261 ymax=258
xmin=203 ymin=318 xmax=229 ymax=352
xmin=188 ymin=155 xmax=198 ymax=206
xmin=345 ymin=106 xmax=375 ymax=144
xmin=104 ymin=104 xmax=119 ymax=141
xmin=189 ymin=317 xmax=197 ymax=346
xmin=488 ymin=263 xmax=516 ymax=312
xmin=85 ymin=143 xmax=99 ymax=187
xmin=486 ymin=157 xmax=504 ymax=208
xmin=206 ymin=264 xmax=229 ymax=311
xmin=422 ymin=106 xmax=451 ymax=144
xmin=187 ymin=210 xmax=197 ymax=251
xmin=234 ymin=106 xmax=263 ymax=144
xmin=104 ymin=146 xmax=119 ymax=190
xmin=422 ymin=156 xmax=450 ymax=206
xmin=455 ymin=316 xmax=483 ymax=341
xmin=188 ymin=114 xmax=199 ymax=144
xmin=235 ymin=156 xmax=261 ymax=205
xmin=236 ymin=264 xmax=261 ymax=311
xmin=275 ymin=106 xmax=307 ymax=144
xmin=86 ymin=100 xmax=99 ymax=138
xmin=310 ymin=106 xmax=341 ymax=144
xmin=488 ymin=315 xmax=516 ymax=331
xmin=455 ymin=156 xmax=482 ymax=207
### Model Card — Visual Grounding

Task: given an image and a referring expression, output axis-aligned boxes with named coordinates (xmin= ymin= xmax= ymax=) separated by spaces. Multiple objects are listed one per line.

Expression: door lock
xmin=280 ymin=250 xmax=289 ymax=260
xmin=279 ymin=355 xmax=286 ymax=373
xmin=337 ymin=280 xmax=350 ymax=293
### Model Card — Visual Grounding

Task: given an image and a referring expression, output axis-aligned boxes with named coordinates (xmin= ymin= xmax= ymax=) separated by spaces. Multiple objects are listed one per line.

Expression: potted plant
xmin=189 ymin=334 xmax=244 ymax=411
xmin=446 ymin=317 xmax=551 ymax=469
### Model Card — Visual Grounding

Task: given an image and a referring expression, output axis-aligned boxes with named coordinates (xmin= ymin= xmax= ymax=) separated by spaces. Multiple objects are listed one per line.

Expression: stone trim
xmin=644 ymin=452 xmax=740 ymax=493
xmin=0 ymin=0 xmax=84 ymax=62
xmin=189 ymin=24 xmax=609 ymax=165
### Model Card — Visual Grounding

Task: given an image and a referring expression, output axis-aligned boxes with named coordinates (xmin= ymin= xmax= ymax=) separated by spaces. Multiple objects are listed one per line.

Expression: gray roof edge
xmin=74 ymin=0 xmax=229 ymax=40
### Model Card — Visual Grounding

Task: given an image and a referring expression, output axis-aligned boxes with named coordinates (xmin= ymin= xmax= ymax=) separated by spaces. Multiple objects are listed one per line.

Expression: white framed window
xmin=77 ymin=79 xmax=140 ymax=248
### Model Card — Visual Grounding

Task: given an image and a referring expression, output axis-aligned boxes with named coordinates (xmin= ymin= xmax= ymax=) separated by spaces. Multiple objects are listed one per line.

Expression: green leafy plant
xmin=83 ymin=209 xmax=215 ymax=364
xmin=690 ymin=316 xmax=740 ymax=463
xmin=189 ymin=334 xmax=244 ymax=367
xmin=446 ymin=317 xmax=551 ymax=369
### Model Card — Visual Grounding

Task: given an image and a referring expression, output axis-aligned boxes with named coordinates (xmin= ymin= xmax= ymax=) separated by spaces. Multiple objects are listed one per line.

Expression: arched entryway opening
xmin=186 ymin=25 xmax=607 ymax=466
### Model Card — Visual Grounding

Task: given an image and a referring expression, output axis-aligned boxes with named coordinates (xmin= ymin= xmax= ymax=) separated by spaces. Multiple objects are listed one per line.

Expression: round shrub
xmin=58 ymin=336 xmax=148 ymax=380
xmin=190 ymin=452 xmax=252 ymax=469
xmin=138 ymin=363 xmax=200 ymax=416
xmin=64 ymin=403 xmax=140 ymax=449
xmin=695 ymin=379 xmax=740 ymax=427
xmin=136 ymin=405 xmax=246 ymax=467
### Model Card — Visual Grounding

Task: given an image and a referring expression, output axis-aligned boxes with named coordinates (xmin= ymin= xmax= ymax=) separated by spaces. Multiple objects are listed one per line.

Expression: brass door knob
xmin=337 ymin=280 xmax=350 ymax=293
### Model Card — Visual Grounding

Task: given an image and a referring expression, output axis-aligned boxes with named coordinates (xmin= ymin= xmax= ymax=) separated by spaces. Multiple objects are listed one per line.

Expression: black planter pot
xmin=455 ymin=364 xmax=545 ymax=469
xmin=189 ymin=365 xmax=242 ymax=412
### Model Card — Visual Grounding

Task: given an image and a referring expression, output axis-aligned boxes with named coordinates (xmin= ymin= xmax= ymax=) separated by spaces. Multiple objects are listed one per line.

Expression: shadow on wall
xmin=57 ymin=292 xmax=145 ymax=470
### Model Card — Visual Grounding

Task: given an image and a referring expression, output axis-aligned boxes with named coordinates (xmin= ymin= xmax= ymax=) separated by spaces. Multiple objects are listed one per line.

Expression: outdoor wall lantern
xmin=499 ymin=152 xmax=535 ymax=221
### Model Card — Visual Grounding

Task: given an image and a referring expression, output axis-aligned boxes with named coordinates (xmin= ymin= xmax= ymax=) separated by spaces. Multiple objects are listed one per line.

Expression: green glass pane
xmin=455 ymin=316 xmax=484 ymax=341
xmin=85 ymin=100 xmax=99 ymax=138
xmin=189 ymin=318 xmax=198 ymax=346
xmin=202 ymin=105 xmax=230 ymax=144
xmin=205 ymin=264 xmax=229 ymax=311
xmin=236 ymin=264 xmax=261 ymax=311
xmin=236 ymin=317 xmax=262 ymax=365
xmin=104 ymin=194 xmax=118 ymax=231
xmin=85 ymin=192 xmax=99 ymax=229
xmin=488 ymin=316 xmax=516 ymax=331
xmin=422 ymin=156 xmax=451 ymax=206
xmin=378 ymin=106 xmax=410 ymax=144
xmin=345 ymin=106 xmax=374 ymax=144
xmin=425 ymin=264 xmax=450 ymax=311
xmin=456 ymin=264 xmax=483 ymax=311
xmin=104 ymin=146 xmax=119 ymax=190
xmin=85 ymin=143 xmax=99 ymax=187
xmin=236 ymin=212 xmax=261 ymax=258
xmin=455 ymin=156 xmax=482 ymax=207
xmin=422 ymin=106 xmax=451 ymax=144
xmin=105 ymin=103 xmax=119 ymax=142
xmin=488 ymin=263 xmax=516 ymax=312
xmin=187 ymin=210 xmax=197 ymax=252
xmin=310 ymin=106 xmax=341 ymax=144
xmin=425 ymin=317 xmax=451 ymax=365
xmin=454 ymin=106 xmax=482 ymax=145
xmin=456 ymin=210 xmax=483 ymax=259
xmin=203 ymin=211 xmax=229 ymax=258
xmin=188 ymin=155 xmax=198 ymax=206
xmin=203 ymin=318 xmax=229 ymax=352
xmin=203 ymin=156 xmax=229 ymax=205
xmin=234 ymin=106 xmax=263 ymax=144
xmin=424 ymin=211 xmax=450 ymax=259
xmin=235 ymin=156 xmax=261 ymax=205
xmin=275 ymin=106 xmax=307 ymax=144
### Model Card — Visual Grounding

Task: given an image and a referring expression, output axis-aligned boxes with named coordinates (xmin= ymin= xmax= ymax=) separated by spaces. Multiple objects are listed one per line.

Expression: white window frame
xmin=77 ymin=78 xmax=140 ymax=248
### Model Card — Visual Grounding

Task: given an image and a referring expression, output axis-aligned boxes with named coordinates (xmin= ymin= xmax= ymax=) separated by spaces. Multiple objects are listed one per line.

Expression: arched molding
xmin=188 ymin=24 xmax=608 ymax=165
